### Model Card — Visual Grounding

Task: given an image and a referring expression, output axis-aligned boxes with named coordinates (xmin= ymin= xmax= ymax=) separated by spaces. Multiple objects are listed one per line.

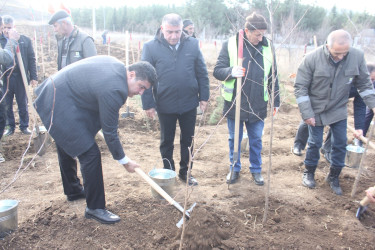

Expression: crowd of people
xmin=1 ymin=9 xmax=374 ymax=225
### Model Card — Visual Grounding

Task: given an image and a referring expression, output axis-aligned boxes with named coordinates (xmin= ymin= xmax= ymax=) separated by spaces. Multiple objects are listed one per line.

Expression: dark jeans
xmin=56 ymin=143 xmax=105 ymax=209
xmin=158 ymin=108 xmax=196 ymax=176
xmin=0 ymin=89 xmax=6 ymax=139
xmin=363 ymin=107 xmax=374 ymax=137
xmin=305 ymin=119 xmax=347 ymax=168
xmin=2 ymin=74 xmax=29 ymax=130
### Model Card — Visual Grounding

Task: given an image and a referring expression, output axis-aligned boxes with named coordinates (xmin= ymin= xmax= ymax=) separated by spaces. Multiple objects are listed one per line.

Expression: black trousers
xmin=158 ymin=108 xmax=196 ymax=176
xmin=56 ymin=143 xmax=105 ymax=209
xmin=0 ymin=89 xmax=6 ymax=139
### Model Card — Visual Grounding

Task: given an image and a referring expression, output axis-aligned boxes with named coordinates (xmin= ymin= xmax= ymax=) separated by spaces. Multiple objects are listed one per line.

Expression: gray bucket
xmin=148 ymin=169 xmax=176 ymax=200
xmin=0 ymin=200 xmax=18 ymax=238
xmin=345 ymin=145 xmax=365 ymax=168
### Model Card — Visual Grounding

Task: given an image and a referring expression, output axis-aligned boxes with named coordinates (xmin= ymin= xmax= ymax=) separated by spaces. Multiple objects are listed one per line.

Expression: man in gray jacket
xmin=141 ymin=13 xmax=209 ymax=186
xmin=34 ymin=56 xmax=157 ymax=224
xmin=48 ymin=10 xmax=97 ymax=70
xmin=295 ymin=29 xmax=375 ymax=195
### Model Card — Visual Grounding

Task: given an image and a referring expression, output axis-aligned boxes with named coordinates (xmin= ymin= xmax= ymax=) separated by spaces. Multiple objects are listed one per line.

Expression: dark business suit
xmin=34 ymin=56 xmax=129 ymax=209
xmin=0 ymin=34 xmax=37 ymax=131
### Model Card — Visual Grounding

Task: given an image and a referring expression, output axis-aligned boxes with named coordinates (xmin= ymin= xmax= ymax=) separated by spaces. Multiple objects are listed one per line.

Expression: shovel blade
xmin=356 ymin=205 xmax=368 ymax=220
xmin=33 ymin=132 xmax=50 ymax=156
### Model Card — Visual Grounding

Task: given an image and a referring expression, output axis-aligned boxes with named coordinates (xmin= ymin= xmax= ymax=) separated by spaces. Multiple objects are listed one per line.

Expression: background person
xmin=141 ymin=13 xmax=209 ymax=186
xmin=0 ymin=16 xmax=17 ymax=162
xmin=48 ymin=10 xmax=97 ymax=70
xmin=1 ymin=15 xmax=37 ymax=136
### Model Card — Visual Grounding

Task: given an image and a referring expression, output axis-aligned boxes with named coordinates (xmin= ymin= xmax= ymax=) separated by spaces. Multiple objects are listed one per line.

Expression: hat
xmin=245 ymin=12 xmax=267 ymax=30
xmin=48 ymin=10 xmax=70 ymax=25
xmin=183 ymin=19 xmax=194 ymax=29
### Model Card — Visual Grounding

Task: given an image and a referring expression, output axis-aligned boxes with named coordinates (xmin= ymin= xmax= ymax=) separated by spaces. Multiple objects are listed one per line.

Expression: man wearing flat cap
xmin=214 ymin=12 xmax=279 ymax=186
xmin=48 ymin=10 xmax=96 ymax=70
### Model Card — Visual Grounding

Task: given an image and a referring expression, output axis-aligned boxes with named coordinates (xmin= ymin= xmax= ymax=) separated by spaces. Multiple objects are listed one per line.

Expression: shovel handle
xmin=134 ymin=168 xmax=175 ymax=205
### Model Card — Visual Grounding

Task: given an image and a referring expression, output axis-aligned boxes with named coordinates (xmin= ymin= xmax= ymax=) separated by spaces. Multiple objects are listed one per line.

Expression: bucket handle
xmin=154 ymin=158 xmax=173 ymax=170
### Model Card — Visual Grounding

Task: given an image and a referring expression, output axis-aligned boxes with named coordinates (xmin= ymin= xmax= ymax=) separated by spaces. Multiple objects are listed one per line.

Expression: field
xmin=0 ymin=24 xmax=375 ymax=249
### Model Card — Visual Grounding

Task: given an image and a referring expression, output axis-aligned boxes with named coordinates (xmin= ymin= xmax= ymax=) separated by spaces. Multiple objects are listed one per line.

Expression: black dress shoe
xmin=252 ymin=173 xmax=264 ymax=186
xmin=292 ymin=146 xmax=302 ymax=156
xmin=21 ymin=128 xmax=32 ymax=135
xmin=179 ymin=173 xmax=198 ymax=186
xmin=67 ymin=189 xmax=85 ymax=201
xmin=3 ymin=128 xmax=14 ymax=136
xmin=226 ymin=171 xmax=240 ymax=184
xmin=85 ymin=207 xmax=120 ymax=224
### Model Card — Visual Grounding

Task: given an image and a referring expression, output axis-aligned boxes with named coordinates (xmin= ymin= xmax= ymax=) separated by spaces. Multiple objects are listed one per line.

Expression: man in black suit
xmin=34 ymin=56 xmax=157 ymax=224
xmin=1 ymin=15 xmax=37 ymax=136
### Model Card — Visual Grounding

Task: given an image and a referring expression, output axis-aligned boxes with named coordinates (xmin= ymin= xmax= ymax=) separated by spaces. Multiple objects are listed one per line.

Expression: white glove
xmin=231 ymin=66 xmax=245 ymax=78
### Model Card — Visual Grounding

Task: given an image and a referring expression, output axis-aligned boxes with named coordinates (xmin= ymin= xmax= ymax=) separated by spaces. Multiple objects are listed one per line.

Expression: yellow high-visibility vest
xmin=221 ymin=36 xmax=273 ymax=102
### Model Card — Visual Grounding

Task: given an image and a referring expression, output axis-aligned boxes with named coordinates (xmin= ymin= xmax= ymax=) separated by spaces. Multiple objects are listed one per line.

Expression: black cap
xmin=48 ymin=10 xmax=70 ymax=25
xmin=183 ymin=19 xmax=193 ymax=29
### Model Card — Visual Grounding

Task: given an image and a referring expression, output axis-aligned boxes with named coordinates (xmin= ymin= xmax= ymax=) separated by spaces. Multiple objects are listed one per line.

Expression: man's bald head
xmin=327 ymin=29 xmax=352 ymax=48
xmin=326 ymin=29 xmax=352 ymax=62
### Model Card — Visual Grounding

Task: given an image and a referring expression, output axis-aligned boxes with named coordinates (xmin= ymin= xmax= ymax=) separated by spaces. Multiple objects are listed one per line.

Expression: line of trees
xmin=70 ymin=0 xmax=375 ymax=43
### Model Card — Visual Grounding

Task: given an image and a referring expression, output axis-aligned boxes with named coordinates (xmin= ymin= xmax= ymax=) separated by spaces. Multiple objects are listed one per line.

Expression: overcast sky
xmin=31 ymin=0 xmax=374 ymax=14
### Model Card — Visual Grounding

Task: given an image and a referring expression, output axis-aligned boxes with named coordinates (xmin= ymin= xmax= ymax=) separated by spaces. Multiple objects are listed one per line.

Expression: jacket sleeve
xmin=195 ymin=46 xmax=209 ymax=101
xmin=0 ymin=39 xmax=14 ymax=66
xmin=352 ymin=51 xmax=375 ymax=109
xmin=82 ymin=37 xmax=97 ymax=58
xmin=294 ymin=55 xmax=315 ymax=120
xmin=27 ymin=37 xmax=38 ymax=81
xmin=140 ymin=43 xmax=156 ymax=110
xmin=98 ymin=90 xmax=125 ymax=160
xmin=268 ymin=50 xmax=280 ymax=108
xmin=213 ymin=40 xmax=233 ymax=81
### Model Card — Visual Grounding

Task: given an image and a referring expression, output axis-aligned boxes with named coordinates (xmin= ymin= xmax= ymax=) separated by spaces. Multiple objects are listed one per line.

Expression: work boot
xmin=226 ymin=171 xmax=240 ymax=184
xmin=302 ymin=165 xmax=317 ymax=188
xmin=326 ymin=167 xmax=343 ymax=195
xmin=251 ymin=173 xmax=264 ymax=186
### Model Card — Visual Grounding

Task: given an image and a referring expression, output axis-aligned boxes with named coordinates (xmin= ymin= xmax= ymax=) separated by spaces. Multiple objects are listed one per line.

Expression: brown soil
xmin=0 ymin=25 xmax=374 ymax=249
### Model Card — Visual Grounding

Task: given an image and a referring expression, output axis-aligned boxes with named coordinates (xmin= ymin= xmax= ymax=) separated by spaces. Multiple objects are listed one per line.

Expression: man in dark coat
xmin=1 ymin=15 xmax=37 ymax=136
xmin=141 ymin=13 xmax=209 ymax=186
xmin=0 ymin=16 xmax=17 ymax=162
xmin=214 ymin=12 xmax=280 ymax=185
xmin=34 ymin=56 xmax=157 ymax=224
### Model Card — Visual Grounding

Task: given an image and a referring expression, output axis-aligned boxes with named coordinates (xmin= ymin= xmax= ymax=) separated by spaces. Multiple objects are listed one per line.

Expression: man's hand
xmin=231 ymin=66 xmax=245 ymax=78
xmin=145 ymin=108 xmax=156 ymax=119
xmin=199 ymin=101 xmax=207 ymax=112
xmin=304 ymin=117 xmax=316 ymax=126
xmin=365 ymin=187 xmax=375 ymax=203
xmin=30 ymin=80 xmax=38 ymax=87
xmin=8 ymin=29 xmax=20 ymax=41
xmin=273 ymin=107 xmax=279 ymax=116
xmin=353 ymin=129 xmax=363 ymax=139
xmin=123 ymin=160 xmax=140 ymax=173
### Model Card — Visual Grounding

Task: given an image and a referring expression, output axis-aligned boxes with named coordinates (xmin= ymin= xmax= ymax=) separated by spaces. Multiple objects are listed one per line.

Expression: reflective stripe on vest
xmin=221 ymin=36 xmax=273 ymax=102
